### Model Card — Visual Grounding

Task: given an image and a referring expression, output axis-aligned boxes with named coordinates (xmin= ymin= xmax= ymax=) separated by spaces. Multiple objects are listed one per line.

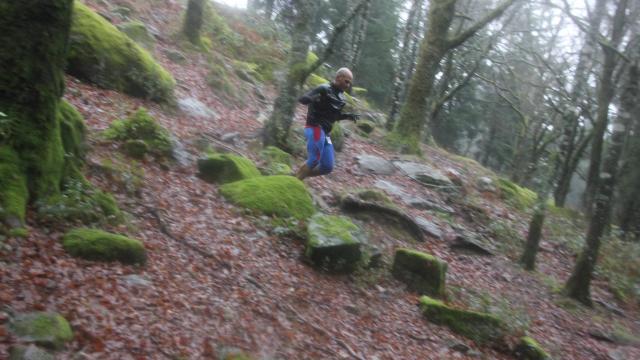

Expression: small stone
xmin=164 ymin=49 xmax=187 ymax=64
xmin=122 ymin=274 xmax=152 ymax=287
xmin=221 ymin=132 xmax=240 ymax=144
xmin=415 ymin=217 xmax=444 ymax=239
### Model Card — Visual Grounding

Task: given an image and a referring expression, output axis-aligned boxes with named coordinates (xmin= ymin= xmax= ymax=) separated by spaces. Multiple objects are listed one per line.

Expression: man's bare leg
xmin=295 ymin=163 xmax=321 ymax=180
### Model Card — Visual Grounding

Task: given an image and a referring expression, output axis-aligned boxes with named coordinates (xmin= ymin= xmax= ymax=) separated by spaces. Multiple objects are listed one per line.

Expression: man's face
xmin=335 ymin=74 xmax=353 ymax=91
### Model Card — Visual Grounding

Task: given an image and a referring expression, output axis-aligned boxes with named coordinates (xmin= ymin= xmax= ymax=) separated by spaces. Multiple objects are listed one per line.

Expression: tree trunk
xmin=392 ymin=0 xmax=517 ymax=153
xmin=554 ymin=131 xmax=591 ymax=207
xmin=349 ymin=0 xmax=371 ymax=69
xmin=183 ymin=0 xmax=205 ymax=44
xmin=0 ymin=0 xmax=74 ymax=229
xmin=520 ymin=202 xmax=546 ymax=270
xmin=263 ymin=0 xmax=314 ymax=150
xmin=387 ymin=0 xmax=423 ymax=130
xmin=582 ymin=0 xmax=628 ymax=214
xmin=265 ymin=0 xmax=275 ymax=20
xmin=565 ymin=52 xmax=637 ymax=305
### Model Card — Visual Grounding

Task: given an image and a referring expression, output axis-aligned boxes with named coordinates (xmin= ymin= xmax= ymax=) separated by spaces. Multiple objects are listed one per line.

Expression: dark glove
xmin=344 ymin=113 xmax=360 ymax=122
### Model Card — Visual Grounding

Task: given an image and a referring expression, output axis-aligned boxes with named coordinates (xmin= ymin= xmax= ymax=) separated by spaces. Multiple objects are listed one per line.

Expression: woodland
xmin=0 ymin=0 xmax=639 ymax=359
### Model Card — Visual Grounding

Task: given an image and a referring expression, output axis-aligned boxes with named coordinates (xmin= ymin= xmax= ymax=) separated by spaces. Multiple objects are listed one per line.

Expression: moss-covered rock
xmin=9 ymin=227 xmax=29 ymax=238
xmin=497 ymin=178 xmax=538 ymax=210
xmin=331 ymin=122 xmax=345 ymax=152
xmin=393 ymin=248 xmax=447 ymax=297
xmin=104 ymin=108 xmax=173 ymax=157
xmin=220 ymin=176 xmax=315 ymax=220
xmin=118 ymin=20 xmax=155 ymax=50
xmin=9 ymin=312 xmax=73 ymax=350
xmin=259 ymin=146 xmax=293 ymax=175
xmin=207 ymin=60 xmax=237 ymax=100
xmin=356 ymin=120 xmax=376 ymax=134
xmin=58 ymin=100 xmax=86 ymax=162
xmin=9 ymin=344 xmax=55 ymax=360
xmin=514 ymin=336 xmax=550 ymax=360
xmin=198 ymin=153 xmax=261 ymax=184
xmin=68 ymin=1 xmax=175 ymax=101
xmin=419 ymin=296 xmax=507 ymax=345
xmin=62 ymin=228 xmax=146 ymax=264
xmin=0 ymin=147 xmax=28 ymax=226
xmin=122 ymin=139 xmax=149 ymax=159
xmin=305 ymin=213 xmax=364 ymax=272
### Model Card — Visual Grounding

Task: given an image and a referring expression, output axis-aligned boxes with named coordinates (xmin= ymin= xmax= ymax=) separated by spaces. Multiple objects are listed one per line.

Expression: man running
xmin=295 ymin=68 xmax=359 ymax=180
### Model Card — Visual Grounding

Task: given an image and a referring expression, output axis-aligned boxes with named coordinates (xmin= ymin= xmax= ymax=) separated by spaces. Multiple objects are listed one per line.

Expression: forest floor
xmin=1 ymin=1 xmax=639 ymax=359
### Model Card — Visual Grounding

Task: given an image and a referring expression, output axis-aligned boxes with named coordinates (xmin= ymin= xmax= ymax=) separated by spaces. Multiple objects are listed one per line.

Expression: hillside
xmin=1 ymin=1 xmax=639 ymax=359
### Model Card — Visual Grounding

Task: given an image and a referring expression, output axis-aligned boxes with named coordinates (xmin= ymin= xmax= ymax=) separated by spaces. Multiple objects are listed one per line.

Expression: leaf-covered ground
xmin=1 ymin=1 xmax=639 ymax=359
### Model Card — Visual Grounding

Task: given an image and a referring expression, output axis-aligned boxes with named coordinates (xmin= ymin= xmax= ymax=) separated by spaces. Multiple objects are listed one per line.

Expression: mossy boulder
xmin=104 ymin=108 xmax=173 ymax=157
xmin=198 ymin=153 xmax=261 ymax=184
xmin=0 ymin=147 xmax=28 ymax=227
xmin=331 ymin=122 xmax=345 ymax=152
xmin=497 ymin=178 xmax=537 ymax=210
xmin=356 ymin=120 xmax=376 ymax=134
xmin=58 ymin=100 xmax=87 ymax=165
xmin=9 ymin=312 xmax=73 ymax=350
xmin=419 ymin=296 xmax=507 ymax=345
xmin=118 ymin=20 xmax=155 ymax=50
xmin=9 ymin=344 xmax=55 ymax=360
xmin=62 ymin=228 xmax=146 ymax=264
xmin=68 ymin=1 xmax=175 ymax=101
xmin=305 ymin=214 xmax=364 ymax=272
xmin=514 ymin=336 xmax=550 ymax=360
xmin=122 ymin=139 xmax=149 ymax=159
xmin=259 ymin=146 xmax=293 ymax=175
xmin=392 ymin=248 xmax=447 ymax=297
xmin=220 ymin=176 xmax=315 ymax=220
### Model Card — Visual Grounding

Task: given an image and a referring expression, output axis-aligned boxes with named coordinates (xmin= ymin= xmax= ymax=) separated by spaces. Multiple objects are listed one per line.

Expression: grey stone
xmin=373 ymin=179 xmax=406 ymax=198
xmin=164 ymin=49 xmax=187 ymax=64
xmin=407 ymin=198 xmax=455 ymax=214
xmin=392 ymin=161 xmax=455 ymax=189
xmin=177 ymin=97 xmax=218 ymax=119
xmin=306 ymin=214 xmax=364 ymax=272
xmin=477 ymin=176 xmax=496 ymax=193
xmin=122 ymin=274 xmax=152 ymax=287
xmin=450 ymin=233 xmax=495 ymax=256
xmin=356 ymin=154 xmax=395 ymax=175
xmin=221 ymin=132 xmax=240 ymax=144
xmin=9 ymin=345 xmax=54 ymax=360
xmin=415 ymin=217 xmax=444 ymax=239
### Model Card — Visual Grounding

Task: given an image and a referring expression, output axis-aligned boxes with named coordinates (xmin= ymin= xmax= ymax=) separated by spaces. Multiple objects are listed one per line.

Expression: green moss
xmin=497 ymin=178 xmax=538 ymax=210
xmin=354 ymin=189 xmax=393 ymax=204
xmin=104 ymin=108 xmax=173 ymax=157
xmin=118 ymin=20 xmax=155 ymax=50
xmin=68 ymin=1 xmax=175 ymax=101
xmin=62 ymin=227 xmax=146 ymax=264
xmin=351 ymin=87 xmax=367 ymax=96
xmin=331 ymin=122 xmax=344 ymax=152
xmin=9 ymin=227 xmax=28 ymax=238
xmin=122 ymin=139 xmax=149 ymax=159
xmin=307 ymin=214 xmax=359 ymax=246
xmin=385 ymin=131 xmax=422 ymax=155
xmin=515 ymin=336 xmax=550 ymax=359
xmin=0 ymin=147 xmax=28 ymax=225
xmin=9 ymin=312 xmax=73 ymax=350
xmin=198 ymin=153 xmax=261 ymax=184
xmin=419 ymin=296 xmax=507 ymax=344
xmin=220 ymin=175 xmax=315 ymax=220
xmin=259 ymin=146 xmax=293 ymax=175
xmin=356 ymin=120 xmax=376 ymax=134
xmin=306 ymin=73 xmax=329 ymax=88
xmin=207 ymin=61 xmax=237 ymax=100
xmin=393 ymin=248 xmax=447 ymax=297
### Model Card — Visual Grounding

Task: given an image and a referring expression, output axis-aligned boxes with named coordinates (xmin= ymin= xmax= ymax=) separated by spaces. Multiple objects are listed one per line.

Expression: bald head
xmin=334 ymin=67 xmax=353 ymax=91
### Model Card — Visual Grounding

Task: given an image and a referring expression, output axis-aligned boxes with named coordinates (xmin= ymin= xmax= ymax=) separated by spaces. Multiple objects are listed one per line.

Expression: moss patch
xmin=104 ymin=108 xmax=173 ymax=157
xmin=419 ymin=296 xmax=507 ymax=345
xmin=331 ymin=122 xmax=344 ymax=152
xmin=259 ymin=146 xmax=292 ymax=175
xmin=497 ymin=178 xmax=537 ymax=210
xmin=220 ymin=175 xmax=315 ymax=220
xmin=0 ymin=147 xmax=28 ymax=226
xmin=9 ymin=312 xmax=73 ymax=350
xmin=62 ymin=228 xmax=146 ymax=264
xmin=207 ymin=60 xmax=237 ymax=101
xmin=118 ymin=20 xmax=155 ymax=50
xmin=305 ymin=214 xmax=364 ymax=272
xmin=356 ymin=120 xmax=376 ymax=134
xmin=198 ymin=153 xmax=261 ymax=184
xmin=514 ymin=336 xmax=550 ymax=359
xmin=68 ymin=1 xmax=175 ymax=101
xmin=393 ymin=248 xmax=447 ymax=297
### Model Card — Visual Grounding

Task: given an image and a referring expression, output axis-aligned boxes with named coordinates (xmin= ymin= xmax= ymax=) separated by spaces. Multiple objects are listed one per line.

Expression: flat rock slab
xmin=305 ymin=214 xmax=364 ymax=272
xmin=392 ymin=161 xmax=455 ymax=189
xmin=356 ymin=154 xmax=396 ymax=175
xmin=374 ymin=180 xmax=454 ymax=214
xmin=178 ymin=97 xmax=218 ymax=119
xmin=374 ymin=179 xmax=407 ymax=198
xmin=415 ymin=217 xmax=444 ymax=239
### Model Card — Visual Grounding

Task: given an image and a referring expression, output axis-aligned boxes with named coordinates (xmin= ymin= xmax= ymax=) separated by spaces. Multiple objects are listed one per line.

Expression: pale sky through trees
xmin=214 ymin=0 xmax=247 ymax=9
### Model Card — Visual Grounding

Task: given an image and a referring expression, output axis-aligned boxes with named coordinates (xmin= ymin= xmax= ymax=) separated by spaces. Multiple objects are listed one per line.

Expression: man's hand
xmin=344 ymin=113 xmax=360 ymax=122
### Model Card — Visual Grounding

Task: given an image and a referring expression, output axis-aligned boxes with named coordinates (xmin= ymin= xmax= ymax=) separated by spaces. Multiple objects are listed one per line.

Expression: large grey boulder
xmin=392 ymin=161 xmax=455 ymax=189
xmin=356 ymin=154 xmax=395 ymax=175
xmin=178 ymin=97 xmax=218 ymax=119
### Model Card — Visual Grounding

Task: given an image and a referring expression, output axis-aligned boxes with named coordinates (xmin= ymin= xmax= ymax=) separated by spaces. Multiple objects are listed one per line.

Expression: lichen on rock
xmin=419 ymin=296 xmax=507 ymax=345
xmin=104 ymin=107 xmax=173 ymax=158
xmin=392 ymin=248 xmax=447 ymax=297
xmin=305 ymin=213 xmax=364 ymax=272
xmin=9 ymin=312 xmax=73 ymax=350
xmin=62 ymin=227 xmax=146 ymax=264
xmin=220 ymin=175 xmax=315 ymax=220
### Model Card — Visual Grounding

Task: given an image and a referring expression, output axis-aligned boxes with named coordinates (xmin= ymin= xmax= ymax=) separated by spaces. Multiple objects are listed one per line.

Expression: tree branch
xmin=447 ymin=0 xmax=520 ymax=50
